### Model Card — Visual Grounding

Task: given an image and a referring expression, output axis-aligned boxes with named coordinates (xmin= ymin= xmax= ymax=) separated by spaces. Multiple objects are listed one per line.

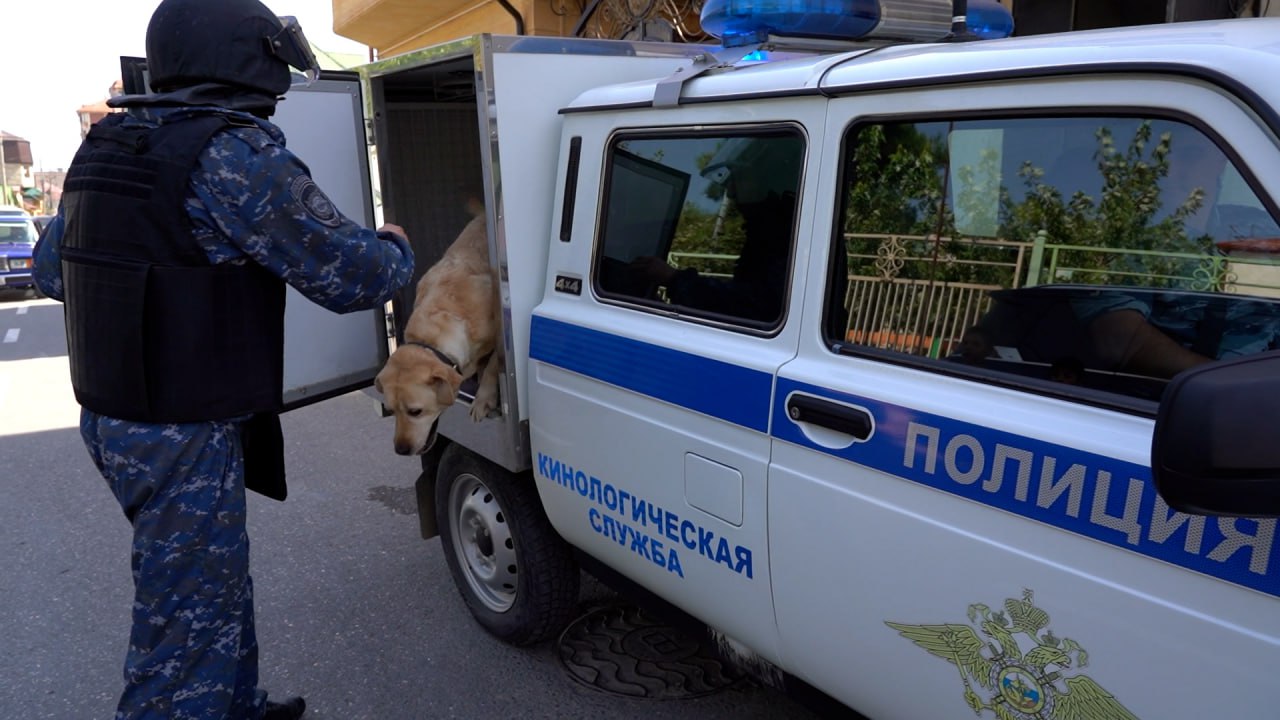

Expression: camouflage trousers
xmin=81 ymin=410 xmax=267 ymax=720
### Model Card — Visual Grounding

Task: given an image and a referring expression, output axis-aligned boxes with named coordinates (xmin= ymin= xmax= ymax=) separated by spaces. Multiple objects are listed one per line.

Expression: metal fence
xmin=842 ymin=233 xmax=1033 ymax=357
xmin=842 ymin=231 xmax=1280 ymax=358
xmin=672 ymin=231 xmax=1280 ymax=358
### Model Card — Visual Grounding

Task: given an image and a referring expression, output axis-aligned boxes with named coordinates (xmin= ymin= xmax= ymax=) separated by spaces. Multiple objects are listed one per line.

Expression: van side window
xmin=595 ymin=129 xmax=804 ymax=329
xmin=825 ymin=116 xmax=1280 ymax=404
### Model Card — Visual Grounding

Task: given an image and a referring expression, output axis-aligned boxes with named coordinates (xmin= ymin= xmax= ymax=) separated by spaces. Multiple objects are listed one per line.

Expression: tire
xmin=435 ymin=444 xmax=580 ymax=645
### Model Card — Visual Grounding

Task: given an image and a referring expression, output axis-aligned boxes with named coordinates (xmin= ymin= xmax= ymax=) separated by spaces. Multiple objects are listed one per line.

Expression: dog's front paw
xmin=471 ymin=353 xmax=502 ymax=422
xmin=470 ymin=388 xmax=497 ymax=421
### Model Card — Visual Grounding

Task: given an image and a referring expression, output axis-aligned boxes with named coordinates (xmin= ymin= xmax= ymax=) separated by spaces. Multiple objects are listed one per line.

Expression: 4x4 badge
xmin=886 ymin=590 xmax=1138 ymax=719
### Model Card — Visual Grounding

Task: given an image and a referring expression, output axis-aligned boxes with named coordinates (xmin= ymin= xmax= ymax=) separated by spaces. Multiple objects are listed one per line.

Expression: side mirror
xmin=1152 ymin=350 xmax=1280 ymax=517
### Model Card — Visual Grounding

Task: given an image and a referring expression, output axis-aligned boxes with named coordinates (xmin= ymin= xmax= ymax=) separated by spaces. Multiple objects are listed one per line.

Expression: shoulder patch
xmin=289 ymin=175 xmax=342 ymax=228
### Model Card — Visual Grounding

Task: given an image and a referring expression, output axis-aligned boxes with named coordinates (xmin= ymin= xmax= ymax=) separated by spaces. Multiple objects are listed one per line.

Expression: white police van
xmin=261 ymin=2 xmax=1280 ymax=716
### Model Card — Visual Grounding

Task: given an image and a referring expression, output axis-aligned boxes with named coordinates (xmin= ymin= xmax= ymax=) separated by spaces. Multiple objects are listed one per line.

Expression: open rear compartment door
xmin=362 ymin=37 xmax=528 ymax=471
xmin=362 ymin=35 xmax=709 ymax=473
xmin=274 ymin=73 xmax=390 ymax=409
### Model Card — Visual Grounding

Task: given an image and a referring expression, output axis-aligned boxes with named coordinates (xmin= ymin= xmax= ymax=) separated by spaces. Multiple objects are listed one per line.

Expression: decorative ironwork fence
xmin=843 ymin=233 xmax=1032 ymax=357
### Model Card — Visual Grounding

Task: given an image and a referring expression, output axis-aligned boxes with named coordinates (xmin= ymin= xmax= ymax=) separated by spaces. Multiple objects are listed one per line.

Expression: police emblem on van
xmin=886 ymin=590 xmax=1137 ymax=719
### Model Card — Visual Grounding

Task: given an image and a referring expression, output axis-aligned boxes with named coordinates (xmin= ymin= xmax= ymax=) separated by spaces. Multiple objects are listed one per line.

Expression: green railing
xmin=1025 ymin=232 xmax=1237 ymax=292
xmin=666 ymin=251 xmax=736 ymax=280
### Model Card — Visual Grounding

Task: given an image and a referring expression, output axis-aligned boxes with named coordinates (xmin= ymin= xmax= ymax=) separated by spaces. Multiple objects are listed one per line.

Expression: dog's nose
xmin=395 ymin=442 xmax=412 ymax=455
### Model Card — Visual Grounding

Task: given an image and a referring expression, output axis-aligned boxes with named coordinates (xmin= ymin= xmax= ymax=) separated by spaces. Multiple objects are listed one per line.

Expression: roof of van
xmin=564 ymin=17 xmax=1280 ymax=112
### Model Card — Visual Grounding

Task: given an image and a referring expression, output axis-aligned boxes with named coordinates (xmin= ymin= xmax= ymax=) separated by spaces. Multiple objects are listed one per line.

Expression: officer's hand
xmin=379 ymin=223 xmax=409 ymax=242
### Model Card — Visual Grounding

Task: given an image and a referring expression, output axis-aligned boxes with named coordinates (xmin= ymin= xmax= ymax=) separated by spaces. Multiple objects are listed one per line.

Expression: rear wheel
xmin=435 ymin=444 xmax=580 ymax=645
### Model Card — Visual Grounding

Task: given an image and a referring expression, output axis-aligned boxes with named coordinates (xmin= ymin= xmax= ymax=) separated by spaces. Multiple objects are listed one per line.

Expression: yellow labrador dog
xmin=375 ymin=208 xmax=502 ymax=455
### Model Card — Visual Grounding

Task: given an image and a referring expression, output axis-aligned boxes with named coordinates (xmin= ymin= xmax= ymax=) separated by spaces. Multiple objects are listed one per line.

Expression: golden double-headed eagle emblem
xmin=887 ymin=590 xmax=1138 ymax=720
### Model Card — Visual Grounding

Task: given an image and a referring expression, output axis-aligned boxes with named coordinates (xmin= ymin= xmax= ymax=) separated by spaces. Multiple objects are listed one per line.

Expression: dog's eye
xmin=407 ymin=408 xmax=423 ymax=417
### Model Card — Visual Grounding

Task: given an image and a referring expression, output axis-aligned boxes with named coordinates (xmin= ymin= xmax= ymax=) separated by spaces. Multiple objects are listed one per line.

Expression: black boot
xmin=263 ymin=696 xmax=306 ymax=720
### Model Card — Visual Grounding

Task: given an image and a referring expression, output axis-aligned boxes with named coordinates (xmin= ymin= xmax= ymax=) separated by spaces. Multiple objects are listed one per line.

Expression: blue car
xmin=0 ymin=214 xmax=39 ymax=295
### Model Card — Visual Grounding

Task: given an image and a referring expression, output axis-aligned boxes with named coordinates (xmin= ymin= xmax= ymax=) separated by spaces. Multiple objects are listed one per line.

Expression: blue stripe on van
xmin=772 ymin=376 xmax=1280 ymax=599
xmin=529 ymin=314 xmax=772 ymax=433
xmin=530 ymin=316 xmax=1276 ymax=597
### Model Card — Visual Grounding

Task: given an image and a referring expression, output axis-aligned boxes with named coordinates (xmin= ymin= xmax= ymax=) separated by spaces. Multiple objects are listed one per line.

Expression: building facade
xmin=0 ymin=131 xmax=34 ymax=210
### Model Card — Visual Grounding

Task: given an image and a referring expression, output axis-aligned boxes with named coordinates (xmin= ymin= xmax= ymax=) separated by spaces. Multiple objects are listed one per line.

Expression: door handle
xmin=786 ymin=395 xmax=873 ymax=440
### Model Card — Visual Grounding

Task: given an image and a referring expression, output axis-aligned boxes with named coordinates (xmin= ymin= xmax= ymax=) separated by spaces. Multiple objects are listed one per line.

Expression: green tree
xmin=844 ymin=124 xmax=945 ymax=237
xmin=841 ymin=119 xmax=1212 ymax=289
xmin=1000 ymin=122 xmax=1206 ymax=287
xmin=842 ymin=122 xmax=1017 ymax=285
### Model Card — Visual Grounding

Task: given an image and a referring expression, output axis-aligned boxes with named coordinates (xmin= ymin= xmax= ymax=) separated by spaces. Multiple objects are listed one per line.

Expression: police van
xmin=240 ymin=2 xmax=1280 ymax=716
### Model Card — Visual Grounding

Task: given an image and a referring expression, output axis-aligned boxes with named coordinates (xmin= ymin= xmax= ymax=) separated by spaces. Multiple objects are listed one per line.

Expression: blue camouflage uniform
xmin=1072 ymin=290 xmax=1280 ymax=364
xmin=34 ymin=105 xmax=414 ymax=720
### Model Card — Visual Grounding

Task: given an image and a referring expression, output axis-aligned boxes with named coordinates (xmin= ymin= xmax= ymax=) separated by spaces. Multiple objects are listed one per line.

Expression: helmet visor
xmin=269 ymin=16 xmax=321 ymax=87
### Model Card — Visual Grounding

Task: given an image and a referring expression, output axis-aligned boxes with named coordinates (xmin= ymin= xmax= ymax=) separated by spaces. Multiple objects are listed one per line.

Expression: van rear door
xmin=270 ymin=74 xmax=389 ymax=408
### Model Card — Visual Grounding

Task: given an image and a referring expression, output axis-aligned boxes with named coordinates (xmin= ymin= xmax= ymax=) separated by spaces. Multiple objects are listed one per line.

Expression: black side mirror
xmin=1152 ymin=350 xmax=1280 ymax=517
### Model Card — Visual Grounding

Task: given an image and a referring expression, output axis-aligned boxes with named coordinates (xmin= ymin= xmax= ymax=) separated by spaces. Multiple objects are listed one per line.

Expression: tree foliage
xmin=841 ymin=119 xmax=1210 ymax=289
xmin=998 ymin=122 xmax=1205 ymax=286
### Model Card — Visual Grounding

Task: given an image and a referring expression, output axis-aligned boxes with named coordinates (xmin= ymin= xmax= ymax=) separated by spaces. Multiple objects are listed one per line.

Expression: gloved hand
xmin=379 ymin=223 xmax=408 ymax=242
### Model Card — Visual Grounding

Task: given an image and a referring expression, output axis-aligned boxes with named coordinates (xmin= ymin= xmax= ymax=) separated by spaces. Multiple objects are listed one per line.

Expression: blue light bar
xmin=964 ymin=0 xmax=1014 ymax=40
xmin=700 ymin=0 xmax=881 ymax=48
xmin=700 ymin=0 xmax=963 ymax=48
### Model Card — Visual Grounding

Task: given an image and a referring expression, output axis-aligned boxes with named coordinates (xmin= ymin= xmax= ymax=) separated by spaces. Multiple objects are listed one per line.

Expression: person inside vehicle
xmin=1074 ymin=290 xmax=1280 ymax=379
xmin=629 ymin=135 xmax=802 ymax=324
xmin=32 ymin=1 xmax=416 ymax=718
xmin=1072 ymin=130 xmax=1280 ymax=379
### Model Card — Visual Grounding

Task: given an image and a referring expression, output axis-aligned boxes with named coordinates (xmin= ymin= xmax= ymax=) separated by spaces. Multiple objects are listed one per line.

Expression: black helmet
xmin=146 ymin=0 xmax=319 ymax=96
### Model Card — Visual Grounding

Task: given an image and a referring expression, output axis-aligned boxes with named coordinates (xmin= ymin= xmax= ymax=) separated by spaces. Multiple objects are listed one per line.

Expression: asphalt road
xmin=0 ymin=290 xmax=829 ymax=720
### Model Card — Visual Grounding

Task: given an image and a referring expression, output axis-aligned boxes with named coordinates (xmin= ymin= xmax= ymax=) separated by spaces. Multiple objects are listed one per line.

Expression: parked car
xmin=0 ymin=214 xmax=39 ymax=296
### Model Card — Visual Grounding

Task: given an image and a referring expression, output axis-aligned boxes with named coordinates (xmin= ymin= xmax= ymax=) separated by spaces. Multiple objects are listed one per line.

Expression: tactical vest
xmin=60 ymin=112 xmax=285 ymax=423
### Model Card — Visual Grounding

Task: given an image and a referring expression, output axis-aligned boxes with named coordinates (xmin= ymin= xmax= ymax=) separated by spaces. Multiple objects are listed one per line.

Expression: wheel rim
xmin=447 ymin=471 xmax=518 ymax=613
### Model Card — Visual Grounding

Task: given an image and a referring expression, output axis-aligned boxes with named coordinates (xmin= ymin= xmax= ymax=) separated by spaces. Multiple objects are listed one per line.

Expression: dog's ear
xmin=436 ymin=363 xmax=465 ymax=389
xmin=430 ymin=365 xmax=465 ymax=407
xmin=374 ymin=372 xmax=384 ymax=394
xmin=431 ymin=376 xmax=456 ymax=407
xmin=432 ymin=379 xmax=453 ymax=407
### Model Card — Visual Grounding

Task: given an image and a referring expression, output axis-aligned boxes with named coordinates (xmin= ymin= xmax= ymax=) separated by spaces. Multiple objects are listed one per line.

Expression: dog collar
xmin=402 ymin=341 xmax=462 ymax=375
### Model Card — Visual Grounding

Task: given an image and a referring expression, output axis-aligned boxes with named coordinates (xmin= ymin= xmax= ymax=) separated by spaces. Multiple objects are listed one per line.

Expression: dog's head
xmin=374 ymin=346 xmax=465 ymax=456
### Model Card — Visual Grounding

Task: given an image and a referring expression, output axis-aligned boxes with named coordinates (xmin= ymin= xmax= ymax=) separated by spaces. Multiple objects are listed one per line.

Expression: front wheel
xmin=435 ymin=444 xmax=580 ymax=645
